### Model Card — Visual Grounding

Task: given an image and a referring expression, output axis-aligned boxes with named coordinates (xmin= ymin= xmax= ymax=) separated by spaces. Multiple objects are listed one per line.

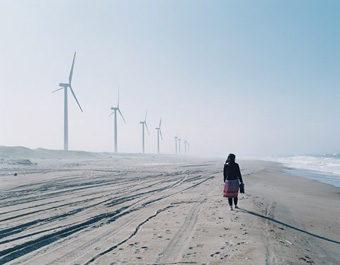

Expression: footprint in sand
xmin=299 ymin=256 xmax=314 ymax=264
xmin=197 ymin=244 xmax=204 ymax=248
xmin=210 ymin=252 xmax=220 ymax=258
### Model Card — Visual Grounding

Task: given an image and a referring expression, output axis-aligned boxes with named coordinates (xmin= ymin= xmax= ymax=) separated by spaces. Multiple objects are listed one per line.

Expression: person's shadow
xmin=238 ymin=208 xmax=340 ymax=245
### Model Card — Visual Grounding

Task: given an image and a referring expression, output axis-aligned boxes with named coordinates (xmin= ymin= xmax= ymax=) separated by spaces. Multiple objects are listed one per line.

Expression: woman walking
xmin=223 ymin=153 xmax=243 ymax=210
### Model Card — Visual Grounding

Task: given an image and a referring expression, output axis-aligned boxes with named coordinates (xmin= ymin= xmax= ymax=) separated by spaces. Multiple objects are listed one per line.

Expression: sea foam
xmin=265 ymin=154 xmax=340 ymax=187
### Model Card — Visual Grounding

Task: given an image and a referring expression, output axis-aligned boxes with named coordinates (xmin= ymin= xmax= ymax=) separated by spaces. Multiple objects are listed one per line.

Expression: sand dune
xmin=0 ymin=148 xmax=339 ymax=264
xmin=0 ymin=146 xmax=105 ymax=159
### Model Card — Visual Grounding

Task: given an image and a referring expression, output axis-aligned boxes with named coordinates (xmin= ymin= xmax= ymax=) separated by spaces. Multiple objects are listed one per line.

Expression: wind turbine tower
xmin=174 ymin=136 xmax=178 ymax=154
xmin=109 ymin=89 xmax=126 ymax=153
xmin=53 ymin=52 xmax=83 ymax=151
xmin=140 ymin=111 xmax=149 ymax=154
xmin=155 ymin=118 xmax=163 ymax=154
xmin=178 ymin=138 xmax=181 ymax=154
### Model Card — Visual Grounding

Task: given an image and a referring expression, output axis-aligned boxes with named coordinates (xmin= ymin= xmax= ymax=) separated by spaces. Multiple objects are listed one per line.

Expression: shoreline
xmin=0 ymin=156 xmax=339 ymax=264
xmin=260 ymin=155 xmax=340 ymax=188
xmin=284 ymin=166 xmax=340 ymax=188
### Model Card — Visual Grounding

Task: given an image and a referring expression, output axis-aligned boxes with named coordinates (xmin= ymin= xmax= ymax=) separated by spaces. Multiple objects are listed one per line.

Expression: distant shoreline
xmin=0 ymin=146 xmax=195 ymax=160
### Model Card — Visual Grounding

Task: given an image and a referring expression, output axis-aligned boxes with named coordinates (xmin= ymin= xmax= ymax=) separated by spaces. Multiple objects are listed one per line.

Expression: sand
xmin=0 ymin=151 xmax=339 ymax=264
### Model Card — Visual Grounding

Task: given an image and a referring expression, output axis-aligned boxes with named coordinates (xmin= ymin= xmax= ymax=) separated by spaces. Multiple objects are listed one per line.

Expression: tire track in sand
xmin=156 ymin=196 xmax=205 ymax=263
xmin=83 ymin=177 xmax=212 ymax=265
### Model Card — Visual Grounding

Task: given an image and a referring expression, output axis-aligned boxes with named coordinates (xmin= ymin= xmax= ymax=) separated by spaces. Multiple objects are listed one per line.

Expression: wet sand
xmin=1 ymin=154 xmax=339 ymax=264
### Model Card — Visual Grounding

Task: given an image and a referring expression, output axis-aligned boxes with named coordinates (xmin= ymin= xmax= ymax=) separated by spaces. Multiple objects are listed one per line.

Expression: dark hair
xmin=226 ymin=153 xmax=236 ymax=164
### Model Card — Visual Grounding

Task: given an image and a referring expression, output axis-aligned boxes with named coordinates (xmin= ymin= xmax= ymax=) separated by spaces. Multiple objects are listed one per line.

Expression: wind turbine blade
xmin=159 ymin=118 xmax=162 ymax=128
xmin=117 ymin=86 xmax=120 ymax=108
xmin=160 ymin=129 xmax=163 ymax=140
xmin=118 ymin=109 xmax=126 ymax=124
xmin=69 ymin=85 xmax=83 ymax=112
xmin=109 ymin=111 xmax=115 ymax=117
xmin=52 ymin=87 xmax=64 ymax=93
xmin=144 ymin=110 xmax=148 ymax=122
xmin=69 ymin=52 xmax=76 ymax=84
xmin=145 ymin=122 xmax=150 ymax=135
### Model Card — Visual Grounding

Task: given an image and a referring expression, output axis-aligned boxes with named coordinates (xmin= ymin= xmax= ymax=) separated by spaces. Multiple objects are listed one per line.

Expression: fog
xmin=1 ymin=1 xmax=339 ymax=157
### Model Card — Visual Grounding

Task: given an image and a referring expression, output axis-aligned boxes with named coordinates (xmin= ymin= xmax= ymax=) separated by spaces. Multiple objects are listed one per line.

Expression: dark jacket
xmin=223 ymin=162 xmax=243 ymax=183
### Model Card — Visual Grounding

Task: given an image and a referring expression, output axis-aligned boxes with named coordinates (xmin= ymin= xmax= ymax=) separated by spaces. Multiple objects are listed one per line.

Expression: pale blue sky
xmin=0 ymin=0 xmax=339 ymax=156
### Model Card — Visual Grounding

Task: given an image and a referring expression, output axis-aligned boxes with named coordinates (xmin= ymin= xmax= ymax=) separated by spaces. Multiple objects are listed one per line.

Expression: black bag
xmin=239 ymin=183 xmax=245 ymax=194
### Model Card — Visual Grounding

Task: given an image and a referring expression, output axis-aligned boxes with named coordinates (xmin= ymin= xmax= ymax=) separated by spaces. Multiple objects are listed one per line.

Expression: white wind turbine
xmin=178 ymin=137 xmax=182 ymax=154
xmin=140 ymin=111 xmax=149 ymax=154
xmin=155 ymin=118 xmax=163 ymax=154
xmin=174 ymin=136 xmax=178 ymax=154
xmin=109 ymin=88 xmax=126 ymax=153
xmin=52 ymin=52 xmax=83 ymax=151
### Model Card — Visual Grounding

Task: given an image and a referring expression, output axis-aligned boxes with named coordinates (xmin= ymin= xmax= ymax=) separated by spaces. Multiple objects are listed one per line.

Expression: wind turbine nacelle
xmin=59 ymin=83 xmax=69 ymax=87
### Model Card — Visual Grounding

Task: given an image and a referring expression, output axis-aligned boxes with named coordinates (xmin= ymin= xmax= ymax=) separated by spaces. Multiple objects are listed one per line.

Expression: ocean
xmin=266 ymin=154 xmax=340 ymax=188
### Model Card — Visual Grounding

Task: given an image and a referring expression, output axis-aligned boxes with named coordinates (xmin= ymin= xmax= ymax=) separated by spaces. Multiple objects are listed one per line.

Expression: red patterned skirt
xmin=223 ymin=180 xmax=239 ymax=198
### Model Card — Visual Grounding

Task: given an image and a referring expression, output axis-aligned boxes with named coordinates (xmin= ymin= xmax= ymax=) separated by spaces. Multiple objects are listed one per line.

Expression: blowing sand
xmin=1 ymin=153 xmax=339 ymax=264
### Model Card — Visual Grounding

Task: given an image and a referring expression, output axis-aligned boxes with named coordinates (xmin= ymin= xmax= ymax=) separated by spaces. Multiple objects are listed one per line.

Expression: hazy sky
xmin=0 ymin=0 xmax=339 ymax=157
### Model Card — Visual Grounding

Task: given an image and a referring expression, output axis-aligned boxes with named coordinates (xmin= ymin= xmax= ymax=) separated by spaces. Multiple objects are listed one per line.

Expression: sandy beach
xmin=1 ymin=151 xmax=339 ymax=265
